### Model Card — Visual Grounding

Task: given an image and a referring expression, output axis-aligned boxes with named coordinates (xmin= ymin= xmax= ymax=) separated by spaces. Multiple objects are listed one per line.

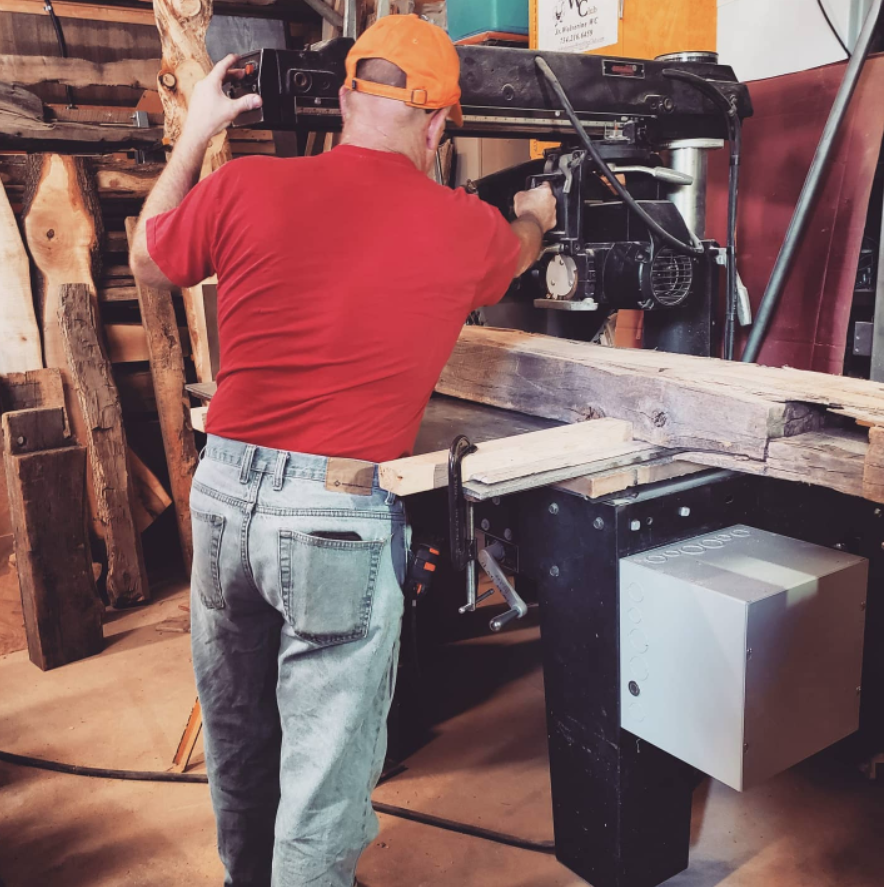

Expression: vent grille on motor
xmin=650 ymin=249 xmax=693 ymax=306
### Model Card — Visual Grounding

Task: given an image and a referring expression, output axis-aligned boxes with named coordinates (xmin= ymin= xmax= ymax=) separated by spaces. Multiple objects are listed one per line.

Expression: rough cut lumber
xmin=554 ymin=456 xmax=707 ymax=500
xmin=436 ymin=328 xmax=884 ymax=502
xmin=126 ymin=216 xmax=198 ymax=572
xmin=864 ymin=426 xmax=884 ymax=503
xmin=153 ymin=0 xmax=229 ymax=381
xmin=2 ymin=407 xmax=103 ymax=670
xmin=0 ymin=179 xmax=41 ymax=372
xmin=378 ymin=419 xmax=634 ymax=496
xmin=58 ymin=284 xmax=150 ymax=607
xmin=0 ymin=0 xmax=157 ymax=25
xmin=0 ymin=156 xmax=162 ymax=200
xmin=0 ymin=55 xmax=162 ymax=90
xmin=0 ymin=83 xmax=164 ymax=152
xmin=22 ymin=154 xmax=104 ymax=533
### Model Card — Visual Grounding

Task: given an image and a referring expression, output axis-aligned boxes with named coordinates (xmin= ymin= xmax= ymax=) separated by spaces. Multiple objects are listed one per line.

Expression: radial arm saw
xmin=229 ymin=38 xmax=752 ymax=356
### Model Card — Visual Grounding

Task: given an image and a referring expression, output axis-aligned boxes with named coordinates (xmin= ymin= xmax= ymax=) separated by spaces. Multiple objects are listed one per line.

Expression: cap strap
xmin=350 ymin=77 xmax=429 ymax=107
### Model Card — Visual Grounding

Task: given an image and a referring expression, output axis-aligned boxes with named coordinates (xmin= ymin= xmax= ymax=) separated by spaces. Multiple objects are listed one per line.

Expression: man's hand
xmin=510 ymin=183 xmax=557 ymax=277
xmin=514 ymin=182 xmax=557 ymax=234
xmin=179 ymin=54 xmax=263 ymax=148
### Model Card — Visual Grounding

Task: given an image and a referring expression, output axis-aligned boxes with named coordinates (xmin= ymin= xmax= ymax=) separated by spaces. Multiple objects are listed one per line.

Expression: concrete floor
xmin=1 ymin=584 xmax=883 ymax=887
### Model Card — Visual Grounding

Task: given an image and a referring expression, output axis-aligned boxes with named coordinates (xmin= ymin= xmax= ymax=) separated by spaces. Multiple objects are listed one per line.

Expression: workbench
xmin=188 ymin=385 xmax=884 ymax=887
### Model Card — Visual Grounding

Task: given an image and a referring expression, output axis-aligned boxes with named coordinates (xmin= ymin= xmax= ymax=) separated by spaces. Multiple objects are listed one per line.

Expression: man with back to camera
xmin=130 ymin=14 xmax=556 ymax=887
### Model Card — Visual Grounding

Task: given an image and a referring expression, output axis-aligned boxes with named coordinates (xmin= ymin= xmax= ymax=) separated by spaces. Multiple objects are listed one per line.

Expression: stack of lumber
xmin=428 ymin=327 xmax=884 ymax=503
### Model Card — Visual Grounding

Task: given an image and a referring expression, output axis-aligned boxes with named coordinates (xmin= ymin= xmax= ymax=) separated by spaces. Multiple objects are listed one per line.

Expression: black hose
xmin=742 ymin=0 xmax=884 ymax=363
xmin=534 ymin=56 xmax=704 ymax=258
xmin=662 ymin=69 xmax=742 ymax=360
xmin=0 ymin=749 xmax=556 ymax=856
xmin=44 ymin=0 xmax=76 ymax=108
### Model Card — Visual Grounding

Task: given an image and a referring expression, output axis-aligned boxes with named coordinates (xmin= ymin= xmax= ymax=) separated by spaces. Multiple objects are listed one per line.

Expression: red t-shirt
xmin=147 ymin=145 xmax=519 ymax=462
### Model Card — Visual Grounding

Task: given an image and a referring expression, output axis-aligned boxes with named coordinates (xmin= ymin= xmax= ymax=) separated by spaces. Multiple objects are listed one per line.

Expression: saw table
xmin=187 ymin=384 xmax=883 ymax=887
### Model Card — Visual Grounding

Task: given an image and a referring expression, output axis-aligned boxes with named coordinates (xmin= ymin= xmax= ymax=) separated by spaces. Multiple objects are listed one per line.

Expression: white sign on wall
xmin=537 ymin=0 xmax=620 ymax=54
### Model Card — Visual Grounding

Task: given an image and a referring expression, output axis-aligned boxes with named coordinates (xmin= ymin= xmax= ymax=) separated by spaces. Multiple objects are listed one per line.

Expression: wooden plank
xmin=0 ymin=178 xmax=41 ymax=372
xmin=171 ymin=697 xmax=203 ymax=773
xmin=0 ymin=83 xmax=164 ymax=152
xmin=378 ymin=418 xmax=633 ymax=496
xmin=0 ymin=367 xmax=68 ymax=435
xmin=436 ymin=328 xmax=884 ymax=460
xmin=554 ymin=456 xmax=708 ymax=500
xmin=98 ymin=285 xmax=138 ymax=302
xmin=191 ymin=404 xmax=208 ymax=432
xmin=22 ymin=153 xmax=103 ymax=535
xmin=0 ymin=55 xmax=161 ymax=90
xmin=154 ymin=0 xmax=229 ymax=382
xmin=126 ymin=216 xmax=198 ymax=573
xmin=129 ymin=448 xmax=172 ymax=533
xmin=58 ymin=283 xmax=149 ymax=607
xmin=2 ymin=407 xmax=102 ymax=670
xmin=0 ymin=156 xmax=163 ymax=199
xmin=0 ymin=0 xmax=157 ymax=25
xmin=863 ymin=426 xmax=884 ymax=503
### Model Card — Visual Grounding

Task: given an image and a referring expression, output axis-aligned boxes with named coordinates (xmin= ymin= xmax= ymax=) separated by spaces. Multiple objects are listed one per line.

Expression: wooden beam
xmin=22 ymin=153 xmax=103 ymax=535
xmin=153 ymin=0 xmax=229 ymax=382
xmin=2 ymin=407 xmax=103 ymax=670
xmin=863 ymin=426 xmax=884 ymax=503
xmin=0 ymin=83 xmax=164 ymax=152
xmin=126 ymin=216 xmax=198 ymax=573
xmin=0 ymin=55 xmax=162 ymax=91
xmin=0 ymin=178 xmax=41 ymax=372
xmin=0 ymin=156 xmax=163 ymax=199
xmin=379 ymin=419 xmax=634 ymax=496
xmin=58 ymin=283 xmax=150 ymax=607
xmin=0 ymin=0 xmax=157 ymax=25
xmin=436 ymin=328 xmax=884 ymax=458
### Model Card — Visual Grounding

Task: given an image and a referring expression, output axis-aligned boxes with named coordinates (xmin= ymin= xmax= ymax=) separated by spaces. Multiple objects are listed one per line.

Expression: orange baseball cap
xmin=345 ymin=14 xmax=463 ymax=126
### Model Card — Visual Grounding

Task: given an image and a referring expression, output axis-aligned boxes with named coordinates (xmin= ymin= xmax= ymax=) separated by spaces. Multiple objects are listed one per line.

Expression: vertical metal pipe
xmin=742 ymin=0 xmax=884 ymax=363
xmin=662 ymin=138 xmax=723 ymax=239
xmin=343 ymin=0 xmax=358 ymax=38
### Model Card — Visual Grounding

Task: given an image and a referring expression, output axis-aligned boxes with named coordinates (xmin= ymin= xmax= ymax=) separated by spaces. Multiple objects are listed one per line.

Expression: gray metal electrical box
xmin=619 ymin=525 xmax=868 ymax=791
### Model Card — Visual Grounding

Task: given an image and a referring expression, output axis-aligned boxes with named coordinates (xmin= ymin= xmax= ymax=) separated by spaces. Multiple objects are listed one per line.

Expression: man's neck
xmin=339 ymin=127 xmax=425 ymax=173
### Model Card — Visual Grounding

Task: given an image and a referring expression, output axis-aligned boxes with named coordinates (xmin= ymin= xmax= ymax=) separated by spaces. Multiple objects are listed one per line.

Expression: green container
xmin=446 ymin=0 xmax=529 ymax=43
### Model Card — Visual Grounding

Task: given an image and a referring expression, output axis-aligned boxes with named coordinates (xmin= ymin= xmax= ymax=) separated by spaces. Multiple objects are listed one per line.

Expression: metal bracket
xmin=448 ymin=435 xmax=478 ymax=613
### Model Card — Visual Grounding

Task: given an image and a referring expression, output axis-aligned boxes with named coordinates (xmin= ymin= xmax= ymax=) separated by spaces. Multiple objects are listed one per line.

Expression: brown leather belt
xmin=324 ymin=457 xmax=376 ymax=496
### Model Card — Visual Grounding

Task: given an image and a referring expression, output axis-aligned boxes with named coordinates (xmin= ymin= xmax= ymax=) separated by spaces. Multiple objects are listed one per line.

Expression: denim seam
xmin=240 ymin=473 xmax=262 ymax=597
xmin=257 ymin=505 xmax=404 ymax=521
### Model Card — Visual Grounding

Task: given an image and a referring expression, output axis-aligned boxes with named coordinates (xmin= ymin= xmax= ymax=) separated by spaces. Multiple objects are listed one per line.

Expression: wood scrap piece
xmin=0 ymin=55 xmax=161 ymax=90
xmin=0 ymin=82 xmax=164 ymax=152
xmin=129 ymin=449 xmax=173 ymax=534
xmin=378 ymin=418 xmax=633 ymax=496
xmin=863 ymin=426 xmax=884 ymax=503
xmin=0 ymin=180 xmax=41 ymax=372
xmin=0 ymin=368 xmax=67 ymax=429
xmin=126 ymin=217 xmax=199 ymax=572
xmin=171 ymin=697 xmax=203 ymax=773
xmin=2 ymin=407 xmax=102 ymax=670
xmin=191 ymin=405 xmax=208 ymax=432
xmin=554 ymin=457 xmax=707 ymax=500
xmin=58 ymin=283 xmax=149 ymax=607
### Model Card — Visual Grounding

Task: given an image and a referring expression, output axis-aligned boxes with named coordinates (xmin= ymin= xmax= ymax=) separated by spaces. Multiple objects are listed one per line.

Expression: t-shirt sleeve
xmin=458 ymin=193 xmax=521 ymax=310
xmin=146 ymin=166 xmax=226 ymax=288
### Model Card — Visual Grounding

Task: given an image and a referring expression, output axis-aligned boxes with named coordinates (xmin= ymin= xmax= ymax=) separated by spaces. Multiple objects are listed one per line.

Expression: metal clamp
xmin=448 ymin=435 xmax=478 ymax=612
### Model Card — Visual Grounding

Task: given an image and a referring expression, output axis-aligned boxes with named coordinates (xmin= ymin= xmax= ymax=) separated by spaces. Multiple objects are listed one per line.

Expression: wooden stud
xmin=58 ymin=283 xmax=150 ymax=607
xmin=2 ymin=407 xmax=103 ymax=670
xmin=126 ymin=216 xmax=199 ymax=573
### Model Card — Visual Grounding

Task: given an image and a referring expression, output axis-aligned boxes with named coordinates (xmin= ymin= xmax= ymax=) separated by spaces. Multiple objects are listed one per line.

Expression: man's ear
xmin=339 ymin=86 xmax=351 ymax=122
xmin=426 ymin=107 xmax=451 ymax=151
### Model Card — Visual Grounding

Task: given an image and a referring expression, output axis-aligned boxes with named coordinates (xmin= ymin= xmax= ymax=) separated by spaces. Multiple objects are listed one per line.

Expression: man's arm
xmin=129 ymin=54 xmax=262 ymax=289
xmin=510 ymin=182 xmax=557 ymax=277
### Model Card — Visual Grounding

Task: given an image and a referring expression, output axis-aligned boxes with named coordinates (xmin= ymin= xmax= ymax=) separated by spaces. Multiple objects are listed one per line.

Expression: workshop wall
xmin=717 ymin=0 xmax=869 ymax=80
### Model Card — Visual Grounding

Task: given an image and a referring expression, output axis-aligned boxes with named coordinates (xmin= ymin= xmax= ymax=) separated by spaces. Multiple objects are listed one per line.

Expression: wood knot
xmin=160 ymin=72 xmax=178 ymax=90
xmin=46 ymin=229 xmax=55 ymax=240
xmin=653 ymin=411 xmax=668 ymax=428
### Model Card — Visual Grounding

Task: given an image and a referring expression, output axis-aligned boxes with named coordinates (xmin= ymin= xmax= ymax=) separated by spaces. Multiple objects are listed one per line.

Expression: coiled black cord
xmin=44 ymin=0 xmax=76 ymax=108
xmin=534 ymin=56 xmax=704 ymax=259
xmin=0 ymin=749 xmax=556 ymax=856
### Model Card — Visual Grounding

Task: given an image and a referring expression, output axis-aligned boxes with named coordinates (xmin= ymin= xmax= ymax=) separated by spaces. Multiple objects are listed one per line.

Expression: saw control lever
xmin=478 ymin=541 xmax=528 ymax=633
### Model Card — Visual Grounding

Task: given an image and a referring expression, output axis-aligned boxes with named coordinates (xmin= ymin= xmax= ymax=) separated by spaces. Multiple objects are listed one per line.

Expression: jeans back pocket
xmin=192 ymin=509 xmax=226 ymax=609
xmin=279 ymin=528 xmax=387 ymax=647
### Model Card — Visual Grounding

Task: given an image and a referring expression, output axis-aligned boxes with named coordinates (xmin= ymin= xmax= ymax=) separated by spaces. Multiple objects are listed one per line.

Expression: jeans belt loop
xmin=239 ymin=444 xmax=258 ymax=484
xmin=273 ymin=451 xmax=289 ymax=491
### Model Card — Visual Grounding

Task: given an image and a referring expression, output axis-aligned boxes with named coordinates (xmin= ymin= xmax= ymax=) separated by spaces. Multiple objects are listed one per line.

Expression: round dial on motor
xmin=545 ymin=254 xmax=579 ymax=300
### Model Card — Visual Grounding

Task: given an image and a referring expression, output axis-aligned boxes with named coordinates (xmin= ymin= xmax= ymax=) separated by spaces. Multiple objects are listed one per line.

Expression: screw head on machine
xmin=593 ymin=517 xmax=605 ymax=530
xmin=549 ymin=502 xmax=559 ymax=515
xmin=549 ymin=565 xmax=560 ymax=577
xmin=630 ymin=520 xmax=641 ymax=531
xmin=678 ymin=506 xmax=691 ymax=517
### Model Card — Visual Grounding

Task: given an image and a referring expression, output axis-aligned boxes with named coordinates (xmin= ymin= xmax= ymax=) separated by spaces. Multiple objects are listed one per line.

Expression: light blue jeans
xmin=190 ymin=435 xmax=406 ymax=887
